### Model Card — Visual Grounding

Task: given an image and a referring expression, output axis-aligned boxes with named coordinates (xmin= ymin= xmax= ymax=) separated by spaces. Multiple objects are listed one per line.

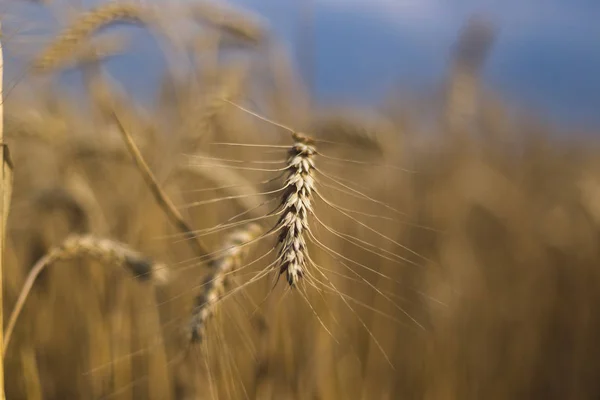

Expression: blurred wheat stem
xmin=0 ymin=22 xmax=11 ymax=400
xmin=0 ymin=23 xmax=3 ymax=400
xmin=3 ymin=235 xmax=169 ymax=357
xmin=111 ymin=110 xmax=209 ymax=258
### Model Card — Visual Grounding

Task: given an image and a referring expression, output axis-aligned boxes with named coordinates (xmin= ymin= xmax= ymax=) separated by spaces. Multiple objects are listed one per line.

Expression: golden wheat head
xmin=33 ymin=2 xmax=154 ymax=72
xmin=275 ymin=132 xmax=316 ymax=287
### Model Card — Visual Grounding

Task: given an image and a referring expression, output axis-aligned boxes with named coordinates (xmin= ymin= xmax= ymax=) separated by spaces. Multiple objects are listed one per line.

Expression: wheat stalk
xmin=189 ymin=223 xmax=262 ymax=344
xmin=111 ymin=108 xmax=210 ymax=258
xmin=0 ymin=21 xmax=8 ymax=400
xmin=3 ymin=234 xmax=169 ymax=357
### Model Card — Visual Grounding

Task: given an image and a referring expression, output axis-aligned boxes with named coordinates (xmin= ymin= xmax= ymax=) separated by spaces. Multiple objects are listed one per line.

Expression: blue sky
xmin=235 ymin=0 xmax=600 ymax=128
xmin=3 ymin=0 xmax=600 ymax=129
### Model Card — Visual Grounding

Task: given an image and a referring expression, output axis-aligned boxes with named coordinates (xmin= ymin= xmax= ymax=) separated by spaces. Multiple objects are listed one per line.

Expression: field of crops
xmin=2 ymin=2 xmax=600 ymax=399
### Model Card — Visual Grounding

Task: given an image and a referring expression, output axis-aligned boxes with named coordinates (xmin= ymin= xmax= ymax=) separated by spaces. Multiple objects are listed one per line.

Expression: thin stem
xmin=0 ymin=21 xmax=7 ymax=399
xmin=111 ymin=109 xmax=209 ymax=257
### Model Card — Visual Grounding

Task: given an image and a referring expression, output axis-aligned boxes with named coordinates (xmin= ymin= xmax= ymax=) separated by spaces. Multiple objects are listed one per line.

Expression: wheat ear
xmin=189 ymin=223 xmax=262 ymax=344
xmin=222 ymin=100 xmax=317 ymax=287
xmin=275 ymin=132 xmax=316 ymax=286
xmin=48 ymin=31 xmax=131 ymax=72
xmin=4 ymin=234 xmax=169 ymax=357
xmin=33 ymin=2 xmax=155 ymax=72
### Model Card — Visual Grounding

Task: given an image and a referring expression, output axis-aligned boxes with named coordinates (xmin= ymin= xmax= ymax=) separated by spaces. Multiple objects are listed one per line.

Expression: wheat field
xmin=1 ymin=1 xmax=600 ymax=399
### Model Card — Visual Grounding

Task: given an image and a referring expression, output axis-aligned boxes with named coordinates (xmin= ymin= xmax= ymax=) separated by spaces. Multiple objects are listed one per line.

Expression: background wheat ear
xmin=32 ymin=2 xmax=157 ymax=73
xmin=189 ymin=223 xmax=262 ymax=345
xmin=4 ymin=234 xmax=170 ymax=358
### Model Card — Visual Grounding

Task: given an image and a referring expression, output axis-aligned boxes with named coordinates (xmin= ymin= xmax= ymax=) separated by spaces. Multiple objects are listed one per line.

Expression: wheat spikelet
xmin=189 ymin=223 xmax=262 ymax=344
xmin=4 ymin=234 xmax=169 ymax=356
xmin=275 ymin=132 xmax=316 ymax=287
xmin=33 ymin=2 xmax=155 ymax=72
